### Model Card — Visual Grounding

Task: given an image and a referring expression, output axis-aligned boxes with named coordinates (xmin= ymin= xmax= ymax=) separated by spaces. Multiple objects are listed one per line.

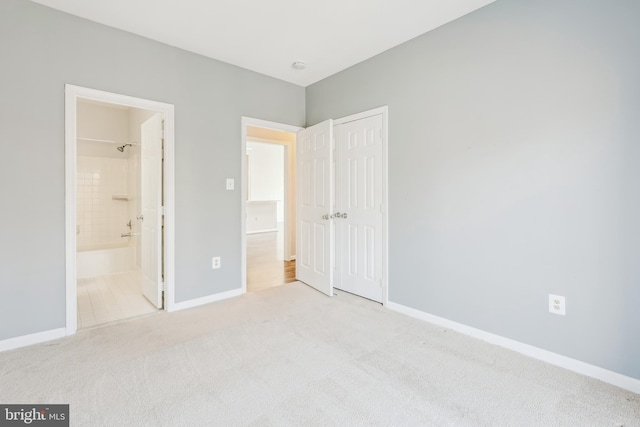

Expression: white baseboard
xmin=0 ymin=328 xmax=67 ymax=353
xmin=386 ymin=301 xmax=640 ymax=395
xmin=170 ymin=288 xmax=243 ymax=312
xmin=1 ymin=288 xmax=244 ymax=351
xmin=246 ymin=229 xmax=278 ymax=235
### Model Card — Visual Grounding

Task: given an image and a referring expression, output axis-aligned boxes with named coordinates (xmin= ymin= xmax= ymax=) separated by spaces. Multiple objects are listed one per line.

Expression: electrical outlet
xmin=549 ymin=294 xmax=566 ymax=315
xmin=226 ymin=178 xmax=234 ymax=190
xmin=212 ymin=256 xmax=221 ymax=269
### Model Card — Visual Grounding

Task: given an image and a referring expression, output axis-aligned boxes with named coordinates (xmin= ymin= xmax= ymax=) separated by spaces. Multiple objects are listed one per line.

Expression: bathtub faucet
xmin=120 ymin=232 xmax=140 ymax=238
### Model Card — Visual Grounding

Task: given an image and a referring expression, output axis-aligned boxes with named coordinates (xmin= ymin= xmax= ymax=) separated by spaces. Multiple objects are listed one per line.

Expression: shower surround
xmin=76 ymin=153 xmax=139 ymax=278
xmin=76 ymin=100 xmax=143 ymax=278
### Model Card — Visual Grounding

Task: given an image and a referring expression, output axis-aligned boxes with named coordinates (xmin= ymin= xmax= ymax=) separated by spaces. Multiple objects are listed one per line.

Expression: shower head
xmin=116 ymin=143 xmax=135 ymax=152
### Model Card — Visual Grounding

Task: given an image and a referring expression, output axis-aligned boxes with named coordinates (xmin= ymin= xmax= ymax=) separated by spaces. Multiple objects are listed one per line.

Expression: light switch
xmin=226 ymin=178 xmax=234 ymax=190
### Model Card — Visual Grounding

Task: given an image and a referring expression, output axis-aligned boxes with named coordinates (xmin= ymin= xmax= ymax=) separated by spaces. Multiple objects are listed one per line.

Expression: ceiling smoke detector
xmin=291 ymin=61 xmax=306 ymax=70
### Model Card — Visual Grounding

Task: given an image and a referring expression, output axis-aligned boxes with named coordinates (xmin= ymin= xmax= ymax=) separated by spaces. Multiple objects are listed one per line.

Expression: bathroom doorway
xmin=75 ymin=99 xmax=158 ymax=328
xmin=65 ymin=85 xmax=175 ymax=334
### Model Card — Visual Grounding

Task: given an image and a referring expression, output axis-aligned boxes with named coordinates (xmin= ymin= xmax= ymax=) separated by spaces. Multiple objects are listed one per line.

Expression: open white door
xmin=141 ymin=113 xmax=163 ymax=308
xmin=296 ymin=120 xmax=334 ymax=296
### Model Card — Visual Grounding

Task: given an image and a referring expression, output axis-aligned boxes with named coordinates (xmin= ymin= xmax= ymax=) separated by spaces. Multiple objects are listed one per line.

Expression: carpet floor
xmin=0 ymin=282 xmax=638 ymax=426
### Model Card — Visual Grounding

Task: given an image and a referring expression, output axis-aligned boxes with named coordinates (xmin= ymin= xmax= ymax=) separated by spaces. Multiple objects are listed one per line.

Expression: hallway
xmin=246 ymin=230 xmax=296 ymax=292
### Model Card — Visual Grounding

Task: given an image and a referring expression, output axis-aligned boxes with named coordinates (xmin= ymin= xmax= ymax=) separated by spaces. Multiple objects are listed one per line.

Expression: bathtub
xmin=77 ymin=245 xmax=136 ymax=278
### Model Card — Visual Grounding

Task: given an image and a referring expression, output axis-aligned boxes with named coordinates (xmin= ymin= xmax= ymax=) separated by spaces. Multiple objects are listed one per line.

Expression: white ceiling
xmin=31 ymin=0 xmax=495 ymax=87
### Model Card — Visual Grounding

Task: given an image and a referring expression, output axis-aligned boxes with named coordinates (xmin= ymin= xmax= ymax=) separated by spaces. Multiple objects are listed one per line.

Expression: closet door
xmin=296 ymin=120 xmax=334 ymax=296
xmin=334 ymin=114 xmax=384 ymax=303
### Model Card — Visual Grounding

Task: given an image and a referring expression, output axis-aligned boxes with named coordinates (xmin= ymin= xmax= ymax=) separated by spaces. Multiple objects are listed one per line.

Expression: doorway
xmin=65 ymin=85 xmax=176 ymax=334
xmin=241 ymin=118 xmax=303 ymax=293
xmin=75 ymin=99 xmax=160 ymax=328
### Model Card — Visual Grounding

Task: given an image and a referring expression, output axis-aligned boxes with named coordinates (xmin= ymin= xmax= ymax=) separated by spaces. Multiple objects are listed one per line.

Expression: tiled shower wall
xmin=77 ymin=156 xmax=131 ymax=251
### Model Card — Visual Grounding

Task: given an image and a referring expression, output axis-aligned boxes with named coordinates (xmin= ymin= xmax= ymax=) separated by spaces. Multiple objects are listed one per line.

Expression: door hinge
xmin=160 ymin=206 xmax=165 ymax=215
xmin=162 ymin=282 xmax=167 ymax=291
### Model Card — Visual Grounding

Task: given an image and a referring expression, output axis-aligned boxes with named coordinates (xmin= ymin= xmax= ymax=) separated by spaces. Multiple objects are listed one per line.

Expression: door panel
xmin=141 ymin=113 xmax=163 ymax=308
xmin=314 ymin=223 xmax=327 ymax=274
xmin=296 ymin=120 xmax=334 ymax=296
xmin=335 ymin=114 xmax=384 ymax=302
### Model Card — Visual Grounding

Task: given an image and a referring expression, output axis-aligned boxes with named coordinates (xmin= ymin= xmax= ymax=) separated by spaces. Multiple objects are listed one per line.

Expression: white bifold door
xmin=296 ymin=112 xmax=384 ymax=303
xmin=140 ymin=113 xmax=164 ymax=308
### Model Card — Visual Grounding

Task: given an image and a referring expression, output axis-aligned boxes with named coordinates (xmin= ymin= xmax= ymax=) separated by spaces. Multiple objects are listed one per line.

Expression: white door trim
xmin=240 ymin=117 xmax=303 ymax=294
xmin=333 ymin=106 xmax=389 ymax=306
xmin=65 ymin=84 xmax=176 ymax=335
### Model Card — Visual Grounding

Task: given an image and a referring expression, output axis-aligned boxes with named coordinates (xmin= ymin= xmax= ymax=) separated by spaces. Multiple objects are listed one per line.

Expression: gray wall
xmin=307 ymin=0 xmax=640 ymax=379
xmin=0 ymin=0 xmax=304 ymax=340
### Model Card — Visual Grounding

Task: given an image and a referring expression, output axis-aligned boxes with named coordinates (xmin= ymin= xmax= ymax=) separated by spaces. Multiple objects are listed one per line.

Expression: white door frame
xmin=64 ymin=84 xmax=176 ymax=335
xmin=240 ymin=117 xmax=303 ymax=293
xmin=333 ymin=106 xmax=389 ymax=306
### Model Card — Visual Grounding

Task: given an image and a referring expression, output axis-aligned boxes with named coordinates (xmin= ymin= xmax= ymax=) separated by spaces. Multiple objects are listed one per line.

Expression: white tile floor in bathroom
xmin=77 ymin=271 xmax=158 ymax=329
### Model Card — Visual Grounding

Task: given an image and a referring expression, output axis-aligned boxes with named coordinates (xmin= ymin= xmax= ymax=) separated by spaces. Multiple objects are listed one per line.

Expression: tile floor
xmin=77 ymin=271 xmax=158 ymax=329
